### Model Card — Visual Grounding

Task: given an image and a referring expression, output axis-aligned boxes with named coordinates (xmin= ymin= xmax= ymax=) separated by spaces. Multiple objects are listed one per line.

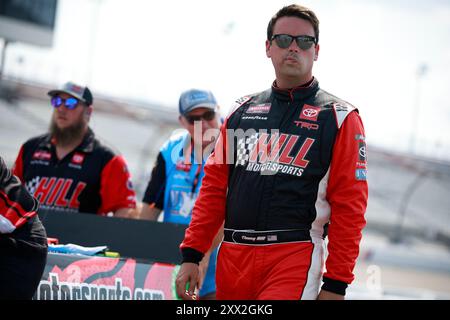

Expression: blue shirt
xmin=159 ymin=132 xmax=205 ymax=224
xmin=142 ymin=131 xmax=217 ymax=297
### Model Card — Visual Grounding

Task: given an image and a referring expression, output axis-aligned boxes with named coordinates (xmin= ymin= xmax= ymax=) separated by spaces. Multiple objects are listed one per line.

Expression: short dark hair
xmin=267 ymin=4 xmax=320 ymax=44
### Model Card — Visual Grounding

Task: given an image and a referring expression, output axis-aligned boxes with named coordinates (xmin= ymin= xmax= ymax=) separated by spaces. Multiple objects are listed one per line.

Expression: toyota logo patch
xmin=299 ymin=104 xmax=321 ymax=121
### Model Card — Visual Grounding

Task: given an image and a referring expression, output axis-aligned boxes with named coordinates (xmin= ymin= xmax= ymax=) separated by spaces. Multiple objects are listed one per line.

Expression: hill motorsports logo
xmin=236 ymin=131 xmax=314 ymax=176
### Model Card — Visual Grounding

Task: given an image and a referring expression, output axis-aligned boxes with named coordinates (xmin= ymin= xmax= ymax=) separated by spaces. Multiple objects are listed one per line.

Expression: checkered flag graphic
xmin=26 ymin=177 xmax=41 ymax=195
xmin=236 ymin=133 xmax=258 ymax=166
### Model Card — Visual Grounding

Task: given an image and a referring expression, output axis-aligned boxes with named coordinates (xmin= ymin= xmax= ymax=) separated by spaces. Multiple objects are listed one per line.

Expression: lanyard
xmin=191 ymin=163 xmax=203 ymax=198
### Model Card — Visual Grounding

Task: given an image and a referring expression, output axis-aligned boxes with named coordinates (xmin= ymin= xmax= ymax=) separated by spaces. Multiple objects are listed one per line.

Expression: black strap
xmin=224 ymin=229 xmax=311 ymax=245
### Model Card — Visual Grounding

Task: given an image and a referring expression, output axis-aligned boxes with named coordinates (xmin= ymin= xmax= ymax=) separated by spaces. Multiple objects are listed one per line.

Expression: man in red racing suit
xmin=176 ymin=4 xmax=368 ymax=300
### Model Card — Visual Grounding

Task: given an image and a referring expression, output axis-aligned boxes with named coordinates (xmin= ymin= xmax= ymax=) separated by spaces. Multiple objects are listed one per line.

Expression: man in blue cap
xmin=140 ymin=89 xmax=223 ymax=300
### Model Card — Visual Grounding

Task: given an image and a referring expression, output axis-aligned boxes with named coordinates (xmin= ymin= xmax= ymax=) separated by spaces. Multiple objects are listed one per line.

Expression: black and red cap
xmin=48 ymin=82 xmax=93 ymax=106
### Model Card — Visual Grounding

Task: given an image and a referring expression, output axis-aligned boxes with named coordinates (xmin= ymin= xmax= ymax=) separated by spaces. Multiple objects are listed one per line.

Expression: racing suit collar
xmin=272 ymin=77 xmax=319 ymax=102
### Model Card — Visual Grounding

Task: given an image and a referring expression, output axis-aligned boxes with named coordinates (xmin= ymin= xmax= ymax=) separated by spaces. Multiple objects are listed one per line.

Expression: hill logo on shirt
xmin=27 ymin=177 xmax=86 ymax=209
xmin=236 ymin=132 xmax=315 ymax=176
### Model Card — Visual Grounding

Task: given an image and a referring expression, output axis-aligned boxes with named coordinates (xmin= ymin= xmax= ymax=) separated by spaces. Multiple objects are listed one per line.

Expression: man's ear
xmin=266 ymin=40 xmax=271 ymax=58
xmin=85 ymin=106 xmax=93 ymax=119
xmin=179 ymin=115 xmax=186 ymax=127
xmin=314 ymin=44 xmax=320 ymax=61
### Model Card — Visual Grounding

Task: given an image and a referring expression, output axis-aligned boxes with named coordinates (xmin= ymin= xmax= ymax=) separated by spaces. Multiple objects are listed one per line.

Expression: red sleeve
xmin=180 ymin=121 xmax=229 ymax=256
xmin=324 ymin=111 xmax=368 ymax=286
xmin=98 ymin=155 xmax=137 ymax=214
xmin=1 ymin=156 xmax=38 ymax=233
xmin=12 ymin=145 xmax=25 ymax=183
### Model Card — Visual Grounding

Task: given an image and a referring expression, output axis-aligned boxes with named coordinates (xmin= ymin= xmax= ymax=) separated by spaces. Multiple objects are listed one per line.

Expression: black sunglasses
xmin=184 ymin=110 xmax=216 ymax=124
xmin=271 ymin=34 xmax=317 ymax=50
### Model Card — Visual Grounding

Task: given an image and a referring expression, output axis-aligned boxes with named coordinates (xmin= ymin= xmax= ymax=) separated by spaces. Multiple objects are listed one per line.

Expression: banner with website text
xmin=34 ymin=253 xmax=180 ymax=300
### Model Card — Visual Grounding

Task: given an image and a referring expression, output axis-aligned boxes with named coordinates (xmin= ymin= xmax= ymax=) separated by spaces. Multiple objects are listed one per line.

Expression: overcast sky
xmin=4 ymin=0 xmax=450 ymax=160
